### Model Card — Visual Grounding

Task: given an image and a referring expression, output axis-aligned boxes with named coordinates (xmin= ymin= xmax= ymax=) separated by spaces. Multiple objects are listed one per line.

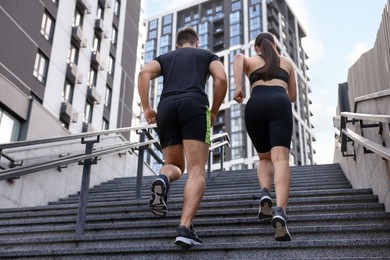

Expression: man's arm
xmin=137 ymin=60 xmax=161 ymax=123
xmin=209 ymin=60 xmax=227 ymax=126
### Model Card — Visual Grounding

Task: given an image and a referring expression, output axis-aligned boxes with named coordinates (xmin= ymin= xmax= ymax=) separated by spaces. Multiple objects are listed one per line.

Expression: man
xmin=138 ymin=27 xmax=227 ymax=247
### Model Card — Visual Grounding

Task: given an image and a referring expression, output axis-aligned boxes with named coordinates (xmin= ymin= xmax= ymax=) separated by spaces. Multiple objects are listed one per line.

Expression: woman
xmin=233 ymin=32 xmax=296 ymax=241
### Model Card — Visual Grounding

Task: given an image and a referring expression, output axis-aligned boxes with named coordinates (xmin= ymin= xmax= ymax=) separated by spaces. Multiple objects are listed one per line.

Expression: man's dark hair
xmin=176 ymin=27 xmax=199 ymax=47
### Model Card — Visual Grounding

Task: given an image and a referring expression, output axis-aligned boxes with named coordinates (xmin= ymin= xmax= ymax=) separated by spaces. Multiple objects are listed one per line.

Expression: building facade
xmin=142 ymin=0 xmax=315 ymax=171
xmin=0 ymin=0 xmax=142 ymax=143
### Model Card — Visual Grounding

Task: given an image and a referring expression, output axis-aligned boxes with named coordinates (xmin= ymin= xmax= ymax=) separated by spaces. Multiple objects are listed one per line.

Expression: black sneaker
xmin=271 ymin=207 xmax=291 ymax=241
xmin=149 ymin=177 xmax=169 ymax=217
xmin=258 ymin=188 xmax=273 ymax=222
xmin=174 ymin=225 xmax=203 ymax=248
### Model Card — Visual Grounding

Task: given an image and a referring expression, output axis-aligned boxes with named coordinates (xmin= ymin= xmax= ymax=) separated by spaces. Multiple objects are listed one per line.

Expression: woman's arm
xmin=233 ymin=53 xmax=246 ymax=103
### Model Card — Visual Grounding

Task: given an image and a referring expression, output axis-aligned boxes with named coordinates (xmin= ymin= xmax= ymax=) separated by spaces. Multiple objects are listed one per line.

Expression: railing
xmin=335 ymin=90 xmax=390 ymax=161
xmin=207 ymin=132 xmax=230 ymax=180
xmin=0 ymin=125 xmax=230 ymax=236
xmin=0 ymin=124 xmax=161 ymax=236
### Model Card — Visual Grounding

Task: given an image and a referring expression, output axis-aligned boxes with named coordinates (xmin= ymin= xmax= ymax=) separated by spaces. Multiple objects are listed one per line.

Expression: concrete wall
xmin=334 ymin=0 xmax=390 ymax=212
xmin=334 ymin=93 xmax=390 ymax=212
xmin=0 ymin=135 xmax=156 ymax=209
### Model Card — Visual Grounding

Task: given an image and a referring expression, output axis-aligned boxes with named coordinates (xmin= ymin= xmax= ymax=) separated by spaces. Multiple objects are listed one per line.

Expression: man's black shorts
xmin=156 ymin=95 xmax=210 ymax=149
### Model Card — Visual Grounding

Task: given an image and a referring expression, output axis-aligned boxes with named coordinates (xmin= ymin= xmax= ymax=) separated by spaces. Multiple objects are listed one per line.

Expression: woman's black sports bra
xmin=249 ymin=67 xmax=289 ymax=85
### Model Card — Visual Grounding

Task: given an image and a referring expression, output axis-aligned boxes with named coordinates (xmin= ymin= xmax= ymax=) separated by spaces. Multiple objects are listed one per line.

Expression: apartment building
xmin=0 ymin=0 xmax=142 ymax=142
xmin=143 ymin=0 xmax=315 ymax=171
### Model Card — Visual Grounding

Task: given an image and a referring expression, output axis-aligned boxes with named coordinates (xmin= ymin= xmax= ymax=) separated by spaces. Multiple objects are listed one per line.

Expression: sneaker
xmin=271 ymin=207 xmax=291 ymax=241
xmin=149 ymin=177 xmax=169 ymax=217
xmin=174 ymin=225 xmax=203 ymax=248
xmin=258 ymin=188 xmax=273 ymax=222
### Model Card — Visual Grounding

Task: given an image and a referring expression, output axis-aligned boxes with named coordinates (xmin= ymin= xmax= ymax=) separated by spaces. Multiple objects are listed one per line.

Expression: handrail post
xmin=207 ymin=150 xmax=211 ymax=181
xmin=135 ymin=132 xmax=145 ymax=199
xmin=220 ymin=145 xmax=224 ymax=171
xmin=76 ymin=136 xmax=100 ymax=236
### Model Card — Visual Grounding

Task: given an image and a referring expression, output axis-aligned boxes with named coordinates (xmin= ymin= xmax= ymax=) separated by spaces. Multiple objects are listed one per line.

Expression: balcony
xmin=66 ymin=63 xmax=82 ymax=84
xmin=82 ymin=122 xmax=94 ymax=132
xmin=91 ymin=51 xmax=102 ymax=70
xmin=87 ymin=86 xmax=101 ymax=104
xmin=71 ymin=26 xmax=84 ymax=47
xmin=95 ymin=19 xmax=106 ymax=38
xmin=60 ymin=102 xmax=77 ymax=123
xmin=76 ymin=0 xmax=90 ymax=13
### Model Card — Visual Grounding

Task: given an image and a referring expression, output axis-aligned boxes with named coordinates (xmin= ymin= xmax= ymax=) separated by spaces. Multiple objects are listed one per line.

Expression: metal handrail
xmin=0 ymin=124 xmax=161 ymax=236
xmin=0 ymin=125 xmax=230 ymax=236
xmin=339 ymin=111 xmax=390 ymax=161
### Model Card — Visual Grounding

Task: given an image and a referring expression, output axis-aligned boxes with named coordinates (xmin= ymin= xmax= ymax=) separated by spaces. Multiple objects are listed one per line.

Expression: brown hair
xmin=254 ymin=32 xmax=280 ymax=81
xmin=176 ymin=27 xmax=199 ymax=47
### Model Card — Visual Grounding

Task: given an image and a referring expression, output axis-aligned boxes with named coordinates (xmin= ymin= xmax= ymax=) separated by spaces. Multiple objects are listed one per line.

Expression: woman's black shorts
xmin=245 ymin=86 xmax=292 ymax=153
xmin=157 ymin=95 xmax=210 ymax=149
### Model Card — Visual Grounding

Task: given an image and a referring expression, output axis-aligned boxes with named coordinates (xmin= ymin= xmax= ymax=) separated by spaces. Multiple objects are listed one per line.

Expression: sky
xmin=143 ymin=0 xmax=388 ymax=164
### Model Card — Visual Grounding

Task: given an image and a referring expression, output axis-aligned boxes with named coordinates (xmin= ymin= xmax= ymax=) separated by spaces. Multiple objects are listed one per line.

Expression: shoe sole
xmin=175 ymin=237 xmax=202 ymax=248
xmin=149 ymin=179 xmax=167 ymax=217
xmin=272 ymin=216 xmax=292 ymax=241
xmin=258 ymin=196 xmax=273 ymax=221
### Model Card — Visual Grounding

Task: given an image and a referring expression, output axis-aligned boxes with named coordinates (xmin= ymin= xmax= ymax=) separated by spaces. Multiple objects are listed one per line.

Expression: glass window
xmin=163 ymin=14 xmax=172 ymax=25
xmin=62 ymin=80 xmax=74 ymax=103
xmin=40 ymin=11 xmax=55 ymax=42
xmin=96 ymin=2 xmax=104 ymax=19
xmin=0 ymin=108 xmax=21 ymax=143
xmin=230 ymin=23 xmax=240 ymax=37
xmin=230 ymin=11 xmax=240 ymax=24
xmin=144 ymin=52 xmax=154 ymax=63
xmin=67 ymin=42 xmax=79 ymax=64
xmin=232 ymin=1 xmax=241 ymax=11
xmin=114 ymin=0 xmax=120 ymax=17
xmin=83 ymin=101 xmax=93 ymax=124
xmin=162 ymin=25 xmax=171 ymax=35
xmin=92 ymin=34 xmax=101 ymax=52
xmin=104 ymin=85 xmax=112 ymax=107
xmin=160 ymin=34 xmax=170 ymax=47
xmin=111 ymin=26 xmax=118 ymax=45
xmin=145 ymin=39 xmax=156 ymax=52
xmin=249 ymin=4 xmax=260 ymax=17
xmin=149 ymin=19 xmax=157 ymax=30
xmin=148 ymin=30 xmax=157 ymax=39
xmin=33 ymin=51 xmax=49 ymax=84
xmin=72 ymin=7 xmax=84 ymax=27
xmin=107 ymin=55 xmax=115 ymax=75
xmin=231 ymin=104 xmax=241 ymax=117
xmin=88 ymin=68 xmax=97 ymax=87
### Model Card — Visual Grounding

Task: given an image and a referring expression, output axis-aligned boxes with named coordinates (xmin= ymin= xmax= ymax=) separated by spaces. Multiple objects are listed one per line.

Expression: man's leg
xmin=174 ymin=139 xmax=208 ymax=247
xmin=149 ymin=144 xmax=184 ymax=216
xmin=180 ymin=139 xmax=209 ymax=228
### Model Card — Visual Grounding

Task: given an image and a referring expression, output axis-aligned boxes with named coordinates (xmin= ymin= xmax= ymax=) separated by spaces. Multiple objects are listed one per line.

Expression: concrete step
xmin=1 ymin=239 xmax=389 ymax=259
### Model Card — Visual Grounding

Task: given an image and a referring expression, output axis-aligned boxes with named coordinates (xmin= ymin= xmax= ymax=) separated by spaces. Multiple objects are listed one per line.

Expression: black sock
xmin=158 ymin=174 xmax=169 ymax=190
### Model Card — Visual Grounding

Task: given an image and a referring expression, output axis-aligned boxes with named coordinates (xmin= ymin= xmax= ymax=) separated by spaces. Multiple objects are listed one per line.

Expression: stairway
xmin=0 ymin=163 xmax=389 ymax=259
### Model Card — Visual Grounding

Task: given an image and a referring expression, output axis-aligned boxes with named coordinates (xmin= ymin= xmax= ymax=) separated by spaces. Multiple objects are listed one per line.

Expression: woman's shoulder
xmin=280 ymin=56 xmax=294 ymax=70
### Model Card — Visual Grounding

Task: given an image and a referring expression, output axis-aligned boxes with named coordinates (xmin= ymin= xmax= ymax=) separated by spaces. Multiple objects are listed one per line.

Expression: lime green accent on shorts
xmin=205 ymin=106 xmax=211 ymax=144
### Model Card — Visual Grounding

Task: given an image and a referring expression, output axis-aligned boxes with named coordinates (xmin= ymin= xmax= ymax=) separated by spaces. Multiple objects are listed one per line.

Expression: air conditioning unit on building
xmin=87 ymin=86 xmax=101 ymax=104
xmin=95 ymin=19 xmax=105 ymax=38
xmin=68 ymin=64 xmax=83 ymax=84
xmin=60 ymin=102 xmax=76 ymax=123
xmin=91 ymin=51 xmax=102 ymax=70
xmin=71 ymin=26 xmax=84 ymax=47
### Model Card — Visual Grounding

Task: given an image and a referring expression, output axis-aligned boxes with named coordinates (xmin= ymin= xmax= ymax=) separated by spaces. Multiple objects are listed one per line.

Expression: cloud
xmin=345 ymin=42 xmax=371 ymax=66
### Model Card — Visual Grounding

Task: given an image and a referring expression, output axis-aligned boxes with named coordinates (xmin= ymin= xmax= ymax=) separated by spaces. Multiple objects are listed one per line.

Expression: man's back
xmin=156 ymin=48 xmax=219 ymax=100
